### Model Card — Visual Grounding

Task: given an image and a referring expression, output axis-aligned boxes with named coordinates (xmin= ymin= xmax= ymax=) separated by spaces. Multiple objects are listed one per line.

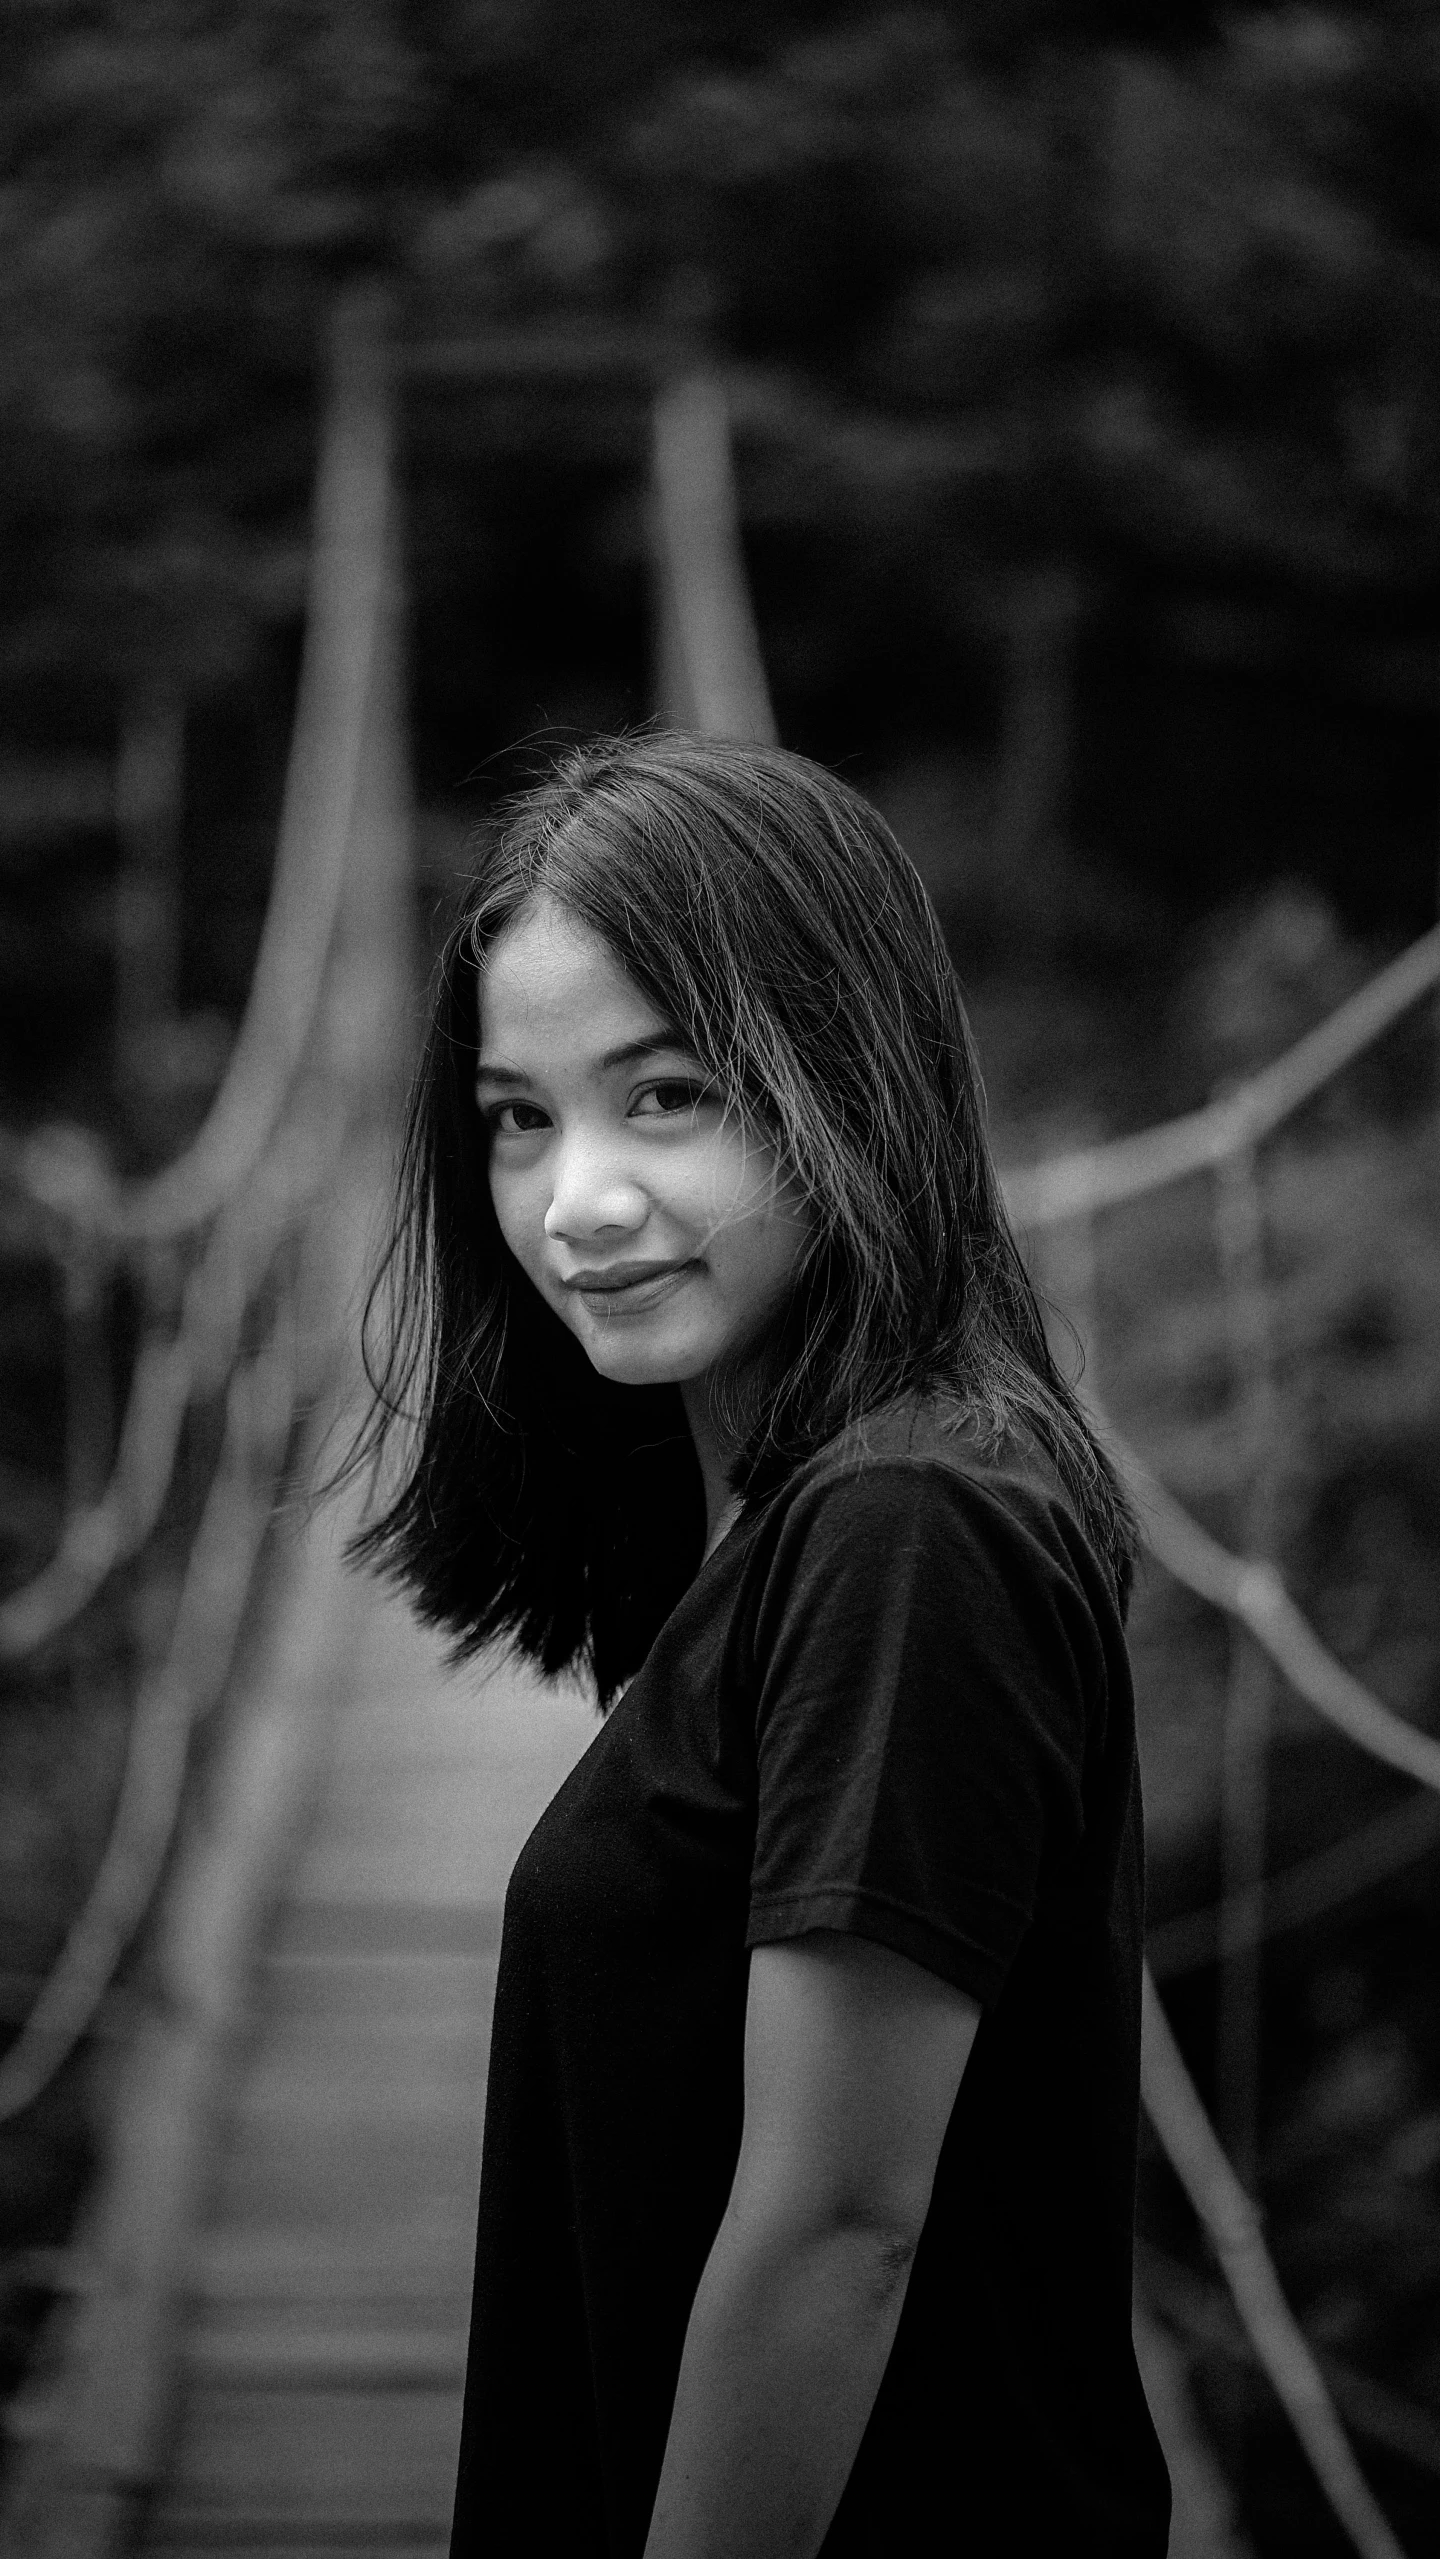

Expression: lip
xmin=561 ymin=1258 xmax=696 ymax=1300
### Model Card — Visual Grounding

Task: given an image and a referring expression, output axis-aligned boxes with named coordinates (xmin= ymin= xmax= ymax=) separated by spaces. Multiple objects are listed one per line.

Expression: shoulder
xmin=758 ymin=1395 xmax=1093 ymax=1575
xmin=742 ymin=1394 xmax=1119 ymax=1651
xmin=732 ymin=1398 xmax=1125 ymax=1796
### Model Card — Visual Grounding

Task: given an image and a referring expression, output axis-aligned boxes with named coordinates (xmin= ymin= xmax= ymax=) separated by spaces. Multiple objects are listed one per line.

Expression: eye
xmin=630 ymin=1078 xmax=715 ymax=1119
xmin=485 ymin=1098 xmax=551 ymax=1136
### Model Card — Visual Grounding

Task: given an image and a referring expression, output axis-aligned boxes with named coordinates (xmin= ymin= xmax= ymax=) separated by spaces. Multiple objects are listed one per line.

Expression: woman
xmin=354 ymin=734 xmax=1171 ymax=2557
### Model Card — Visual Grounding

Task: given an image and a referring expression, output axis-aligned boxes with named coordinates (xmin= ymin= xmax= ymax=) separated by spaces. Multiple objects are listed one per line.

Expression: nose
xmin=543 ymin=1131 xmax=648 ymax=1244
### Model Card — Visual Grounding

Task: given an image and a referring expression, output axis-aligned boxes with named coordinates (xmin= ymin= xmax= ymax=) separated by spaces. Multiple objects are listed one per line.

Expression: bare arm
xmin=642 ymin=1931 xmax=981 ymax=2559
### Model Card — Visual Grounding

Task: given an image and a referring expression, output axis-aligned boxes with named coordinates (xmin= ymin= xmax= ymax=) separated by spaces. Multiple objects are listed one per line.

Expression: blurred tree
xmin=0 ymin=1 xmax=1436 ymax=920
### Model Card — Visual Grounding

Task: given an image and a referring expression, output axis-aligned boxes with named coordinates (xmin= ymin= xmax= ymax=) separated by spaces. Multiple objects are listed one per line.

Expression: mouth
xmin=561 ymin=1258 xmax=697 ymax=1308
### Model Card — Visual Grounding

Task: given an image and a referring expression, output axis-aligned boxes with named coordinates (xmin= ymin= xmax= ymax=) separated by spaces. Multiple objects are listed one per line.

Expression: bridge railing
xmin=653 ymin=362 xmax=1435 ymax=2559
xmin=1015 ymin=978 xmax=1437 ymax=2559
xmin=0 ymin=281 xmax=408 ymax=2130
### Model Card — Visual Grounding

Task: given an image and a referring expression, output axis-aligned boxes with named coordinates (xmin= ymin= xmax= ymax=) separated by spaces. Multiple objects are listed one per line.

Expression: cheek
xmin=704 ymin=1151 xmax=811 ymax=1302
xmin=489 ymin=1162 xmax=546 ymax=1282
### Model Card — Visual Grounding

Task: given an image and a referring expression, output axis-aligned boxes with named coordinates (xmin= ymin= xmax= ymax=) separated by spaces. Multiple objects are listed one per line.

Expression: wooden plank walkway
xmin=142 ymin=1572 xmax=596 ymax=2556
xmin=131 ymin=1567 xmax=1238 ymax=2559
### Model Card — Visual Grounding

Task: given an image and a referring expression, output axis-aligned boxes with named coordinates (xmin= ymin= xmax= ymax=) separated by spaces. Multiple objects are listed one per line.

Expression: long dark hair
xmin=349 ymin=732 xmax=1137 ymax=1704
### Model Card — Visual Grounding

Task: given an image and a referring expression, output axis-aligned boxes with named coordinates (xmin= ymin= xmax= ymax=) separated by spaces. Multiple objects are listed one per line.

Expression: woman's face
xmin=477 ymin=894 xmax=811 ymax=1392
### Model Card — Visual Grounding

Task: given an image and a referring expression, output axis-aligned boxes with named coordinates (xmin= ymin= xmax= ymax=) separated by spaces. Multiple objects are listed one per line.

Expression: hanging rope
xmin=0 ymin=1309 xmax=299 ymax=2123
xmin=1110 ymin=1425 xmax=1440 ymax=1798
xmin=1139 ymin=2238 xmax=1440 ymax=2488
xmin=1148 ymin=1790 xmax=1440 ymax=1979
xmin=1036 ymin=1134 xmax=1409 ymax=2540
xmin=0 ymin=280 xmax=393 ymax=1649
xmin=0 ymin=282 xmax=403 ymax=2133
xmin=0 ymin=279 xmax=391 ymax=1297
xmin=110 ymin=288 xmax=394 ymax=1251
xmin=1039 ymin=1156 xmax=1411 ymax=2535
xmin=0 ymin=1070 xmax=344 ymax=1658
xmin=1141 ymin=1970 xmax=1408 ymax=2559
xmin=1002 ymin=920 xmax=1440 ymax=1229
xmin=1212 ymin=1137 xmax=1281 ymax=2186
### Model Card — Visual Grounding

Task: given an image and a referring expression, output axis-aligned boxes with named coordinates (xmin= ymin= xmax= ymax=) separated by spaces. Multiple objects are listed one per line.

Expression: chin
xmin=573 ymin=1319 xmax=717 ymax=1390
xmin=582 ymin=1346 xmax=702 ymax=1390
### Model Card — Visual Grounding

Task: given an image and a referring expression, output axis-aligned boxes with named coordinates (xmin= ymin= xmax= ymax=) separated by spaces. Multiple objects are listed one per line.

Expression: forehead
xmin=476 ymin=896 xmax=666 ymax=1060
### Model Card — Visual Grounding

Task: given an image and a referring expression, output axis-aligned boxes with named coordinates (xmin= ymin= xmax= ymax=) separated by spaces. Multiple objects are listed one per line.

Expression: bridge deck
xmin=143 ymin=1574 xmax=596 ymax=2555
xmin=132 ymin=1569 xmax=1230 ymax=2559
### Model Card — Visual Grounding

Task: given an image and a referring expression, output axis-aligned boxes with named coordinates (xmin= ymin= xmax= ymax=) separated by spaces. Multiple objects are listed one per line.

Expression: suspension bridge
xmin=2 ymin=292 xmax=1438 ymax=2559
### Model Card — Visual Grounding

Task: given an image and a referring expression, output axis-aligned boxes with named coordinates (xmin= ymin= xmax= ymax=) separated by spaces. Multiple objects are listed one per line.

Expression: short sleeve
xmin=745 ymin=1460 xmax=1094 ymax=2006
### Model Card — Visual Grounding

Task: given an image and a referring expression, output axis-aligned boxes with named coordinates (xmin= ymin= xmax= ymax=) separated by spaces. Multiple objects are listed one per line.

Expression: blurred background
xmin=2 ymin=4 xmax=1440 ymax=2554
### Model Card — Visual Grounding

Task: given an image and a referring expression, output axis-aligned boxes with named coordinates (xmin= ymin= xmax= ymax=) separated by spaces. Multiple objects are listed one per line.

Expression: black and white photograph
xmin=2 ymin=7 xmax=1440 ymax=2556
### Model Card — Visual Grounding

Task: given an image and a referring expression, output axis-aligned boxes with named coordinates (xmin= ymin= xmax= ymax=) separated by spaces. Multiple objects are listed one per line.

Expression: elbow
xmin=806 ymin=2200 xmax=925 ymax=2319
xmin=727 ymin=2179 xmax=930 ymax=2310
xmin=807 ymin=2163 xmax=934 ymax=2271
xmin=852 ymin=2213 xmax=923 ymax=2305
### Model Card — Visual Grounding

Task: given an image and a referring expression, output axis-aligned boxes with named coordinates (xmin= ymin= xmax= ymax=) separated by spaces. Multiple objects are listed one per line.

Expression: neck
xmin=680 ymin=1378 xmax=742 ymax=1561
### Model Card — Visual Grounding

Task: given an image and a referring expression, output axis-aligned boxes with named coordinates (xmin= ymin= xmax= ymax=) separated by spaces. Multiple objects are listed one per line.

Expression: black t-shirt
xmin=450 ymin=1399 xmax=1171 ymax=2556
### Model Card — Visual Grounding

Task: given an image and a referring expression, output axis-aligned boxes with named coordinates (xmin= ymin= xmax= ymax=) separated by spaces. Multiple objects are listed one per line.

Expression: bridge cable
xmin=1003 ymin=921 xmax=1440 ymax=1229
xmin=1141 ymin=1969 xmax=1407 ymax=2559
xmin=0 ymin=283 xmax=399 ymax=2127
xmin=0 ymin=287 xmax=391 ymax=1650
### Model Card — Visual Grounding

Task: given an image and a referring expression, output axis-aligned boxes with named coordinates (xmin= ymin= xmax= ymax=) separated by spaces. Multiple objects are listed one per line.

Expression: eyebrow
xmin=474 ymin=1030 xmax=698 ymax=1087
